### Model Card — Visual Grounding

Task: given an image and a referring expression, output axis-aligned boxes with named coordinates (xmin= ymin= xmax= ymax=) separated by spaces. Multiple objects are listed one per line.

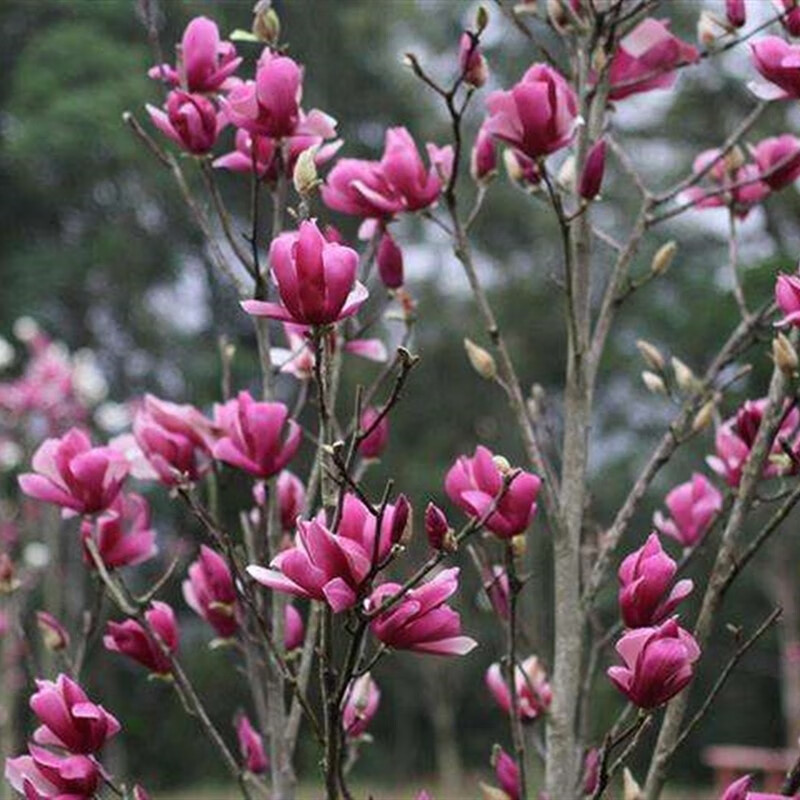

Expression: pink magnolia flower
xmin=285 ymin=603 xmax=304 ymax=651
xmin=707 ymin=398 xmax=800 ymax=486
xmin=504 ymin=148 xmax=542 ymax=187
xmin=322 ymin=158 xmax=405 ymax=218
xmin=147 ymin=90 xmax=223 ymax=155
xmin=358 ymin=407 xmax=389 ymax=459
xmin=212 ymin=391 xmax=301 ymax=479
xmin=486 ymin=655 xmax=552 ymax=721
xmin=133 ymin=786 xmax=151 ymax=800
xmin=583 ymin=747 xmax=600 ymax=796
xmin=213 ymin=112 xmax=341 ymax=181
xmin=379 ymin=127 xmax=452 ymax=212
xmin=471 ymin=123 xmax=497 ymax=183
xmin=183 ymin=545 xmax=239 ymax=639
xmin=235 ymin=713 xmax=268 ymax=774
xmin=445 ymin=445 xmax=541 ymax=539
xmin=579 ymin=139 xmax=606 ymax=200
xmin=607 ymin=18 xmax=699 ymax=101
xmin=368 ymin=568 xmax=477 ymax=656
xmin=248 ymin=517 xmax=371 ymax=612
xmin=29 ymin=674 xmax=120 ymax=754
xmin=133 ymin=394 xmax=216 ymax=486
xmin=491 ymin=747 xmax=520 ymax=800
xmin=81 ymin=492 xmax=158 ymax=569
xmin=618 ymin=533 xmax=693 ymax=628
xmin=752 ymin=134 xmax=800 ymax=189
xmin=607 ymin=618 xmax=700 ymax=709
xmin=249 ymin=494 xmax=409 ymax=611
xmin=750 ymin=36 xmax=800 ymax=100
xmin=682 ymin=148 xmax=770 ymax=219
xmin=341 ymin=673 xmax=381 ymax=739
xmin=277 ymin=470 xmax=306 ymax=531
xmin=224 ymin=50 xmax=302 ymax=138
xmin=726 ymin=0 xmax=746 ymax=28
xmin=776 ymin=0 xmax=800 ymax=37
xmin=5 ymin=747 xmax=100 ymax=799
xmin=459 ymin=32 xmax=488 ymax=88
xmin=717 ymin=774 xmax=785 ymax=799
xmin=35 ymin=612 xmax=70 ymax=652
xmin=776 ymin=269 xmax=800 ymax=327
xmin=104 ymin=601 xmax=178 ymax=675
xmin=241 ymin=220 xmax=367 ymax=326
xmin=424 ymin=502 xmax=451 ymax=551
xmin=148 ymin=16 xmax=240 ymax=93
xmin=653 ymin=473 xmax=723 ymax=548
xmin=485 ymin=64 xmax=578 ymax=158
xmin=376 ymin=231 xmax=404 ymax=289
xmin=19 ymin=429 xmax=129 ymax=516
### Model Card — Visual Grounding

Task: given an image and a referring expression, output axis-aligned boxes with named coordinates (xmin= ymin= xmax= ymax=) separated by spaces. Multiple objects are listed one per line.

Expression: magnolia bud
xmin=0 ymin=553 xmax=17 ymax=593
xmin=476 ymin=5 xmax=490 ymax=32
xmin=579 ymin=139 xmax=606 ymax=201
xmin=671 ymin=357 xmax=698 ymax=393
xmin=692 ymin=399 xmax=716 ymax=433
xmin=511 ymin=533 xmax=526 ymax=557
xmin=636 ymin=340 xmax=665 ymax=372
xmin=651 ymin=241 xmax=677 ymax=276
xmin=548 ymin=0 xmax=572 ymax=32
xmin=725 ymin=0 xmax=746 ymax=28
xmin=391 ymin=494 xmax=413 ymax=545
xmin=725 ymin=145 xmax=746 ymax=173
xmin=642 ymin=371 xmax=667 ymax=395
xmin=479 ymin=785 xmax=510 ymax=800
xmin=623 ymin=768 xmax=643 ymax=800
xmin=465 ymin=338 xmax=497 ymax=380
xmin=492 ymin=454 xmax=512 ymax=474
xmin=36 ymin=611 xmax=70 ymax=652
xmin=252 ymin=1 xmax=280 ymax=45
xmin=425 ymin=502 xmax=456 ymax=551
xmin=773 ymin=332 xmax=799 ymax=376
xmin=558 ymin=154 xmax=577 ymax=192
xmin=377 ymin=232 xmax=404 ymax=289
xmin=503 ymin=149 xmax=541 ymax=187
xmin=293 ymin=146 xmax=319 ymax=197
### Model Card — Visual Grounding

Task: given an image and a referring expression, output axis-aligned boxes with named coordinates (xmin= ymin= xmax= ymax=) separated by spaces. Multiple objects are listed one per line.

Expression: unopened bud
xmin=464 ymin=338 xmax=497 ymax=380
xmin=293 ymin=146 xmax=319 ymax=197
xmin=636 ymin=339 xmax=665 ymax=372
xmin=697 ymin=11 xmax=727 ymax=48
xmin=578 ymin=139 xmax=606 ymax=201
xmin=558 ymin=154 xmax=577 ymax=192
xmin=492 ymin=455 xmax=512 ymax=474
xmin=511 ymin=533 xmax=526 ymax=558
xmin=252 ymin=0 xmax=280 ymax=45
xmin=391 ymin=494 xmax=413 ymax=546
xmin=671 ymin=357 xmax=698 ymax=393
xmin=0 ymin=553 xmax=17 ymax=593
xmin=642 ymin=371 xmax=667 ymax=395
xmin=476 ymin=5 xmax=490 ymax=32
xmin=592 ymin=46 xmax=608 ymax=73
xmin=425 ymin=502 xmax=456 ymax=552
xmin=773 ymin=332 xmax=799 ymax=376
xmin=651 ymin=241 xmax=677 ymax=276
xmin=692 ymin=399 xmax=716 ymax=433
xmin=623 ymin=768 xmax=643 ymax=800
xmin=479 ymin=784 xmax=510 ymax=800
xmin=724 ymin=145 xmax=746 ymax=173
xmin=36 ymin=611 xmax=70 ymax=652
xmin=548 ymin=0 xmax=572 ymax=32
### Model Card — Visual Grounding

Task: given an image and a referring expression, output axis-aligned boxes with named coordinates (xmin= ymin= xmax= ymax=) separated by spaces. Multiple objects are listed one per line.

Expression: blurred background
xmin=1 ymin=0 xmax=800 ymax=797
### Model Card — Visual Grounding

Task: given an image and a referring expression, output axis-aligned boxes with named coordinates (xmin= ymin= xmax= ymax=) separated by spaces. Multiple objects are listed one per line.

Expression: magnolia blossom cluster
xmin=4 ymin=674 xmax=148 ymax=800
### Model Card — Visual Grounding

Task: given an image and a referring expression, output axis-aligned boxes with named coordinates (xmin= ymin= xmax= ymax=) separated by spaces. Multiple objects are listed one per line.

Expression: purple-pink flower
xmin=486 ymin=655 xmax=552 ymax=721
xmin=81 ymin=492 xmax=158 ymax=569
xmin=618 ymin=533 xmax=693 ymax=628
xmin=149 ymin=16 xmax=240 ymax=93
xmin=104 ymin=601 xmax=179 ymax=675
xmin=607 ymin=18 xmax=699 ymax=101
xmin=133 ymin=394 xmax=216 ymax=486
xmin=752 ymin=134 xmax=800 ymax=189
xmin=235 ymin=713 xmax=268 ymax=774
xmin=445 ymin=445 xmax=541 ymax=539
xmin=183 ymin=545 xmax=239 ymax=639
xmin=607 ymin=618 xmax=700 ymax=708
xmin=213 ymin=391 xmax=301 ymax=479
xmin=485 ymin=64 xmax=578 ymax=158
xmin=368 ymin=568 xmax=477 ymax=656
xmin=341 ymin=673 xmax=381 ymax=739
xmin=775 ymin=268 xmax=800 ymax=328
xmin=653 ymin=473 xmax=722 ymax=548
xmin=242 ymin=220 xmax=367 ymax=326
xmin=750 ymin=36 xmax=800 ymax=101
xmin=147 ymin=90 xmax=223 ymax=155
xmin=376 ymin=231 xmax=404 ymax=289
xmin=458 ymin=32 xmax=488 ymax=88
xmin=5 ymin=746 xmax=100 ymax=799
xmin=29 ymin=674 xmax=120 ymax=754
xmin=358 ymin=407 xmax=389 ymax=459
xmin=277 ymin=470 xmax=306 ymax=531
xmin=19 ymin=428 xmax=129 ymax=516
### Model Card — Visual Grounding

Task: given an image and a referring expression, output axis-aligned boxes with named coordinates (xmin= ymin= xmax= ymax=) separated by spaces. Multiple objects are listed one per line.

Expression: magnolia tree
xmin=9 ymin=0 xmax=800 ymax=798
